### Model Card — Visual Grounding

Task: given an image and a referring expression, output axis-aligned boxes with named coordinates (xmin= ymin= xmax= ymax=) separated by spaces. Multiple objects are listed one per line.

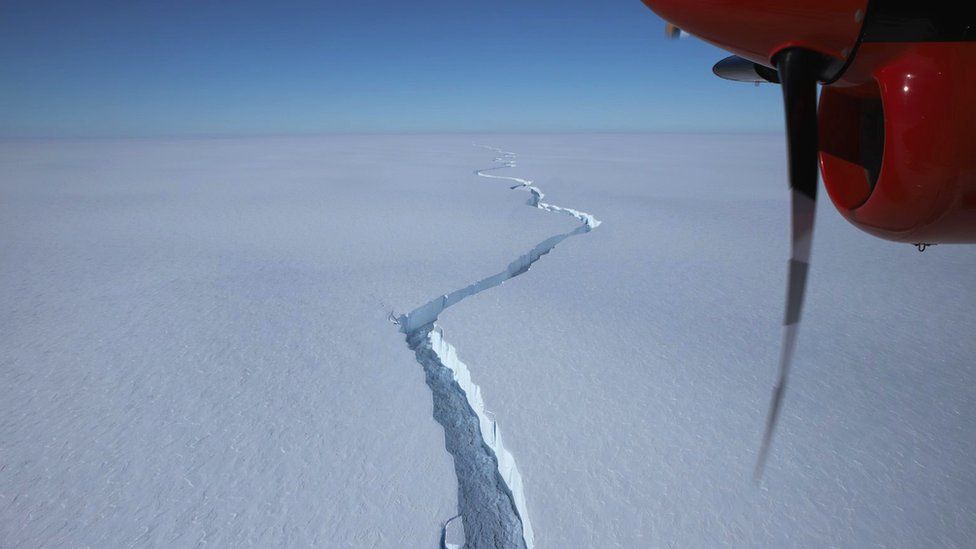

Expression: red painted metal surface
xmin=820 ymin=43 xmax=976 ymax=243
xmin=639 ymin=0 xmax=866 ymax=69
xmin=639 ymin=0 xmax=976 ymax=243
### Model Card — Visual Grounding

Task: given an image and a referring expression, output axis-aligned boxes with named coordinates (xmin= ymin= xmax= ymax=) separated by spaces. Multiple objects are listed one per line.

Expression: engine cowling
xmin=641 ymin=0 xmax=976 ymax=243
xmin=820 ymin=42 xmax=976 ymax=243
xmin=640 ymin=0 xmax=867 ymax=79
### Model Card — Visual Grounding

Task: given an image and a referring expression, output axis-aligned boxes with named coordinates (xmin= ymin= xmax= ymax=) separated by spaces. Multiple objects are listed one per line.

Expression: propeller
xmin=754 ymin=48 xmax=827 ymax=480
xmin=712 ymin=55 xmax=779 ymax=84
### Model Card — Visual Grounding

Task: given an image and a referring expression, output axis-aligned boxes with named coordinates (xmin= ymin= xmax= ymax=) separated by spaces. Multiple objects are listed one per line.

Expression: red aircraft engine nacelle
xmin=642 ymin=0 xmax=976 ymax=243
xmin=820 ymin=42 xmax=976 ymax=243
xmin=642 ymin=0 xmax=867 ymax=79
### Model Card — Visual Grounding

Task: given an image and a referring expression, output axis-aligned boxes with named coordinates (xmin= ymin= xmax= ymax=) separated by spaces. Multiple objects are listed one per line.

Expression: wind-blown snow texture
xmin=396 ymin=147 xmax=599 ymax=548
xmin=0 ymin=136 xmax=571 ymax=547
xmin=2 ymin=134 xmax=975 ymax=548
xmin=438 ymin=134 xmax=976 ymax=548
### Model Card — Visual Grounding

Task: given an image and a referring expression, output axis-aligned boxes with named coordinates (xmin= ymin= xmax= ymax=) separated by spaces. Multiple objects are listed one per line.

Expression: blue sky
xmin=1 ymin=0 xmax=783 ymax=137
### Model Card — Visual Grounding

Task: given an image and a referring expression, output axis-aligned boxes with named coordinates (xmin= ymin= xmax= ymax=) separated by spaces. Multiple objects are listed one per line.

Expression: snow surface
xmin=437 ymin=134 xmax=976 ymax=547
xmin=0 ymin=136 xmax=571 ymax=547
xmin=393 ymin=147 xmax=603 ymax=548
xmin=2 ymin=134 xmax=975 ymax=548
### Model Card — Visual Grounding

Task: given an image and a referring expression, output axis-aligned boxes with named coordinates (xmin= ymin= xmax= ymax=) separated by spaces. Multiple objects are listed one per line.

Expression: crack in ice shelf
xmin=397 ymin=146 xmax=600 ymax=548
xmin=474 ymin=148 xmax=601 ymax=232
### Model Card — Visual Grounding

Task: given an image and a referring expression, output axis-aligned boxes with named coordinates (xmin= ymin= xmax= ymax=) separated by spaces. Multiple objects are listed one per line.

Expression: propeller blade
xmin=755 ymin=48 xmax=823 ymax=480
xmin=712 ymin=55 xmax=780 ymax=84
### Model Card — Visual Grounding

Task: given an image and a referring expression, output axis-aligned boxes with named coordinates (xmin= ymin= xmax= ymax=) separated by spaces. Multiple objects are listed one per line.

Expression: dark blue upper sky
xmin=1 ymin=0 xmax=783 ymax=136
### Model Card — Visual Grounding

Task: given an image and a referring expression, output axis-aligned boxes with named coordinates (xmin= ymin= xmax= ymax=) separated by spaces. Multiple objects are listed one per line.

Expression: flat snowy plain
xmin=2 ymin=134 xmax=975 ymax=548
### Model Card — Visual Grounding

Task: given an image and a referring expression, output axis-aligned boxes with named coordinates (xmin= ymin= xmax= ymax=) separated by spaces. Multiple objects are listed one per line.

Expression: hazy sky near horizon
xmin=1 ymin=0 xmax=785 ymax=137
